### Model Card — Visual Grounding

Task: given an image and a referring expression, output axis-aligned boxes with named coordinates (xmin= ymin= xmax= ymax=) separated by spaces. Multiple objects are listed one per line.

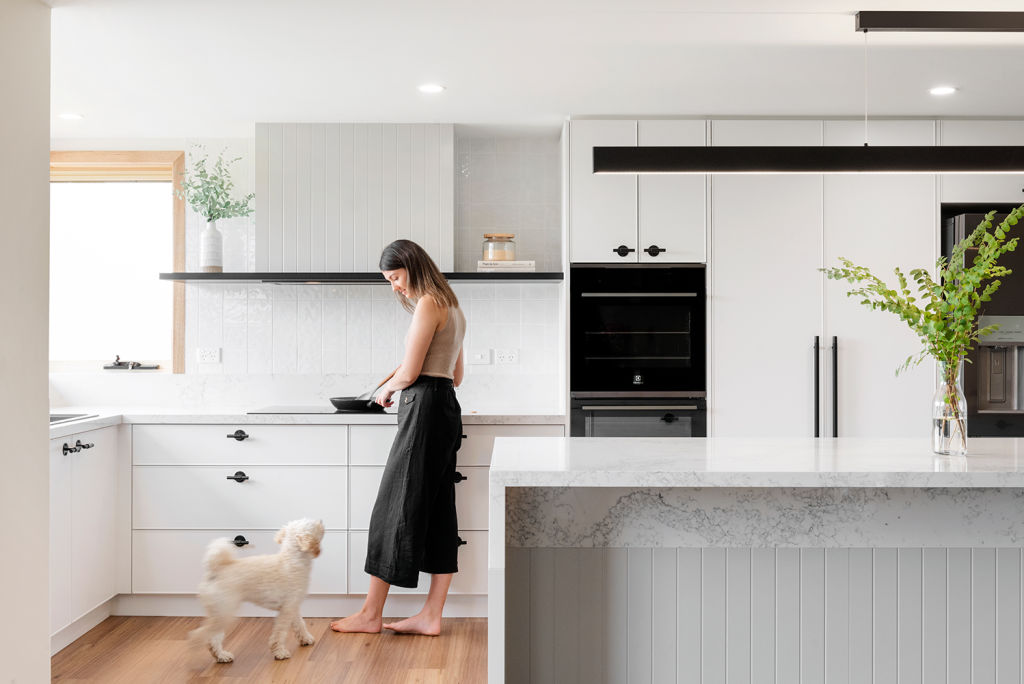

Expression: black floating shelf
xmin=160 ymin=271 xmax=563 ymax=283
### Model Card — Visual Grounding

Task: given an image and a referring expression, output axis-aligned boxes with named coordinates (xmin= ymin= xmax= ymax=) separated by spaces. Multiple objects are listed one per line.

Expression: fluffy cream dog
xmin=189 ymin=518 xmax=325 ymax=662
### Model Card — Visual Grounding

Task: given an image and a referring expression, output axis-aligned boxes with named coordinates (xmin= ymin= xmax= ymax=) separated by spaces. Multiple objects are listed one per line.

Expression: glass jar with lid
xmin=482 ymin=233 xmax=516 ymax=261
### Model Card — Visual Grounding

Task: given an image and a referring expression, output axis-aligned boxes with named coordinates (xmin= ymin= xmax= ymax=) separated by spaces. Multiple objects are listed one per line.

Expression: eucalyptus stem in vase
xmin=175 ymin=150 xmax=254 ymax=272
xmin=821 ymin=204 xmax=1024 ymax=455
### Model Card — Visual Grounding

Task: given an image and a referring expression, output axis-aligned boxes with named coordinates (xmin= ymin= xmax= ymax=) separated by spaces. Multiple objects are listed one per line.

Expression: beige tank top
xmin=419 ymin=305 xmax=466 ymax=380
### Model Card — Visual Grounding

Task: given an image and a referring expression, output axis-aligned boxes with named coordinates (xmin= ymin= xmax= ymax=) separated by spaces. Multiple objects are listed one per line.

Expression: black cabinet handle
xmin=660 ymin=413 xmax=677 ymax=424
xmin=460 ymin=434 xmax=467 ymax=439
xmin=226 ymin=471 xmax=249 ymax=483
xmin=831 ymin=336 xmax=838 ymax=438
xmin=456 ymin=536 xmax=468 ymax=547
xmin=454 ymin=471 xmax=468 ymax=483
xmin=62 ymin=442 xmax=79 ymax=455
xmin=643 ymin=245 xmax=666 ymax=257
xmin=227 ymin=430 xmax=249 ymax=441
xmin=75 ymin=439 xmax=94 ymax=450
xmin=232 ymin=535 xmax=250 ymax=547
xmin=612 ymin=245 xmax=636 ymax=258
xmin=813 ymin=336 xmax=820 ymax=438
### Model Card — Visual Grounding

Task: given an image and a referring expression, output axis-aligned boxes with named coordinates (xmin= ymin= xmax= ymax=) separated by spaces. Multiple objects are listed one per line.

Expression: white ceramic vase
xmin=200 ymin=220 xmax=223 ymax=273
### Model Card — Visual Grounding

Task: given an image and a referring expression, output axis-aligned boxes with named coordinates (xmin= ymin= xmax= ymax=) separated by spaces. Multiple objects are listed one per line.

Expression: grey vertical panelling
xmin=255 ymin=124 xmax=270 ymax=271
xmin=848 ymin=549 xmax=873 ymax=684
xmin=506 ymin=547 xmax=531 ymax=684
xmin=281 ymin=124 xmax=297 ymax=270
xmin=996 ymin=548 xmax=1021 ymax=684
xmin=825 ymin=549 xmax=850 ymax=684
xmin=775 ymin=549 xmax=800 ymax=684
xmin=439 ymin=124 xmax=454 ymax=270
xmin=678 ymin=548 xmax=702 ymax=683
xmin=628 ymin=549 xmax=654 ymax=684
xmin=410 ymin=125 xmax=426 ymax=248
xmin=578 ymin=548 xmax=607 ymax=684
xmin=921 ymin=548 xmax=948 ymax=684
xmin=352 ymin=125 xmax=368 ymax=271
xmin=553 ymin=549 xmax=579 ymax=684
xmin=339 ymin=124 xmax=354 ymax=271
xmin=366 ymin=124 xmax=382 ymax=269
xmin=530 ymin=548 xmax=555 ymax=684
xmin=295 ymin=124 xmax=311 ymax=270
xmin=750 ymin=548 xmax=776 ymax=684
xmin=324 ymin=124 xmax=340 ymax=271
xmin=948 ymin=548 xmax=972 ymax=684
xmin=310 ymin=124 xmax=326 ymax=271
xmin=606 ymin=549 xmax=628 ymax=684
xmin=652 ymin=548 xmax=677 ymax=684
xmin=727 ymin=548 xmax=751 ymax=684
xmin=873 ymin=549 xmax=898 ymax=684
xmin=381 ymin=125 xmax=397 ymax=256
xmin=397 ymin=125 xmax=411 ymax=246
xmin=973 ymin=548 xmax=997 ymax=684
xmin=897 ymin=548 xmax=923 ymax=684
xmin=702 ymin=548 xmax=727 ymax=683
xmin=424 ymin=124 xmax=441 ymax=268
xmin=268 ymin=125 xmax=283 ymax=271
xmin=800 ymin=549 xmax=825 ymax=684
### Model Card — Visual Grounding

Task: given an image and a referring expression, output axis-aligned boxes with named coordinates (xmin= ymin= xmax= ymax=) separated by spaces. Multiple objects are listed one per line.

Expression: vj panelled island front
xmin=488 ymin=436 xmax=1024 ymax=684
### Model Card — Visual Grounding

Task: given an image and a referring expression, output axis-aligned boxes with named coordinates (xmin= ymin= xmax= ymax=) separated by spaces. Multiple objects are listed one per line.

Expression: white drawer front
xmin=132 ymin=424 xmax=348 ymax=466
xmin=348 ymin=530 xmax=487 ymax=595
xmin=350 ymin=426 xmax=396 ymax=465
xmin=459 ymin=424 xmax=564 ymax=466
xmin=348 ymin=465 xmax=488 ymax=531
xmin=132 ymin=529 xmax=347 ymax=594
xmin=133 ymin=466 xmax=347 ymax=529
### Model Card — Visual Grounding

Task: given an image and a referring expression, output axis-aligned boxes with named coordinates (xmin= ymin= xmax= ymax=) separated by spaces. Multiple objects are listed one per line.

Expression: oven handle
xmin=580 ymin=292 xmax=698 ymax=298
xmin=580 ymin=405 xmax=700 ymax=411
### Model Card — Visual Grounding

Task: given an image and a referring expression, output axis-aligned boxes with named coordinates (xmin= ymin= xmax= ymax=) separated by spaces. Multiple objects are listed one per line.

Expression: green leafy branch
xmin=821 ymin=204 xmax=1024 ymax=376
xmin=175 ymin=149 xmax=255 ymax=222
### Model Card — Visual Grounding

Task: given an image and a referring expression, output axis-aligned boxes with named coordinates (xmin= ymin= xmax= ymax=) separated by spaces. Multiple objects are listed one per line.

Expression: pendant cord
xmin=863 ymin=29 xmax=868 ymax=147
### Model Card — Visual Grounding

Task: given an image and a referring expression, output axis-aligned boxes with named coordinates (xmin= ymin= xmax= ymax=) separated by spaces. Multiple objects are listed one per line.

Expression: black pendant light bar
xmin=855 ymin=11 xmax=1024 ymax=33
xmin=593 ymin=146 xmax=1024 ymax=174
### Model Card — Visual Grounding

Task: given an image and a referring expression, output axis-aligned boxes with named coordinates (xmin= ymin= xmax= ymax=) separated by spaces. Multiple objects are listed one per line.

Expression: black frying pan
xmin=329 ymin=369 xmax=396 ymax=412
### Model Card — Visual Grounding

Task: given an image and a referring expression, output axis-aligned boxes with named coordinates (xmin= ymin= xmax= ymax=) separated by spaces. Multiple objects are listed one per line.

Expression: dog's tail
xmin=202 ymin=538 xmax=237 ymax=575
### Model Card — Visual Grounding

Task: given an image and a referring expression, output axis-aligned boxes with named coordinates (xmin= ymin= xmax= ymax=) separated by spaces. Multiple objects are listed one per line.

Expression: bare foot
xmin=383 ymin=613 xmax=441 ymax=636
xmin=329 ymin=613 xmax=381 ymax=633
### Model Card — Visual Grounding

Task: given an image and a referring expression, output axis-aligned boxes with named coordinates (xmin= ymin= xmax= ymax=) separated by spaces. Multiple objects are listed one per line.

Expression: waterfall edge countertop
xmin=488 ymin=436 xmax=1024 ymax=488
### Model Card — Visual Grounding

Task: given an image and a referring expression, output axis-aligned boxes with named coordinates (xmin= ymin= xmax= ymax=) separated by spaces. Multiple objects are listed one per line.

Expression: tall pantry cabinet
xmin=710 ymin=120 xmax=936 ymax=437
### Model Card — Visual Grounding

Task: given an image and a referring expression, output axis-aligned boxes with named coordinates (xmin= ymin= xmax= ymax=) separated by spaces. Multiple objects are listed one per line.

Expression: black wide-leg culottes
xmin=364 ymin=375 xmax=462 ymax=588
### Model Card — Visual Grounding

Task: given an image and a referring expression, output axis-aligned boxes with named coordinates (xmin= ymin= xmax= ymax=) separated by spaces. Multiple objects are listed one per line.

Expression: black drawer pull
xmin=227 ymin=430 xmax=249 ymax=441
xmin=613 ymin=245 xmax=636 ymax=258
xmin=75 ymin=439 xmax=94 ymax=450
xmin=644 ymin=244 xmax=666 ymax=257
xmin=453 ymin=471 xmax=468 ymax=483
xmin=226 ymin=471 xmax=249 ymax=483
xmin=661 ymin=413 xmax=677 ymax=424
xmin=62 ymin=442 xmax=80 ymax=455
xmin=460 ymin=434 xmax=467 ymax=439
xmin=232 ymin=535 xmax=250 ymax=547
xmin=456 ymin=536 xmax=468 ymax=547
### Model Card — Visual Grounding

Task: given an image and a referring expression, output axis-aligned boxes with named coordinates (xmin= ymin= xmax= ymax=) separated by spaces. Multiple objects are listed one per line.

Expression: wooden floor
xmin=51 ymin=616 xmax=487 ymax=683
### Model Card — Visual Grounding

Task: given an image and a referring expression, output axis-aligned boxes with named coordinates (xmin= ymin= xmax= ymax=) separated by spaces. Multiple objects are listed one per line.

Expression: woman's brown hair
xmin=379 ymin=239 xmax=459 ymax=313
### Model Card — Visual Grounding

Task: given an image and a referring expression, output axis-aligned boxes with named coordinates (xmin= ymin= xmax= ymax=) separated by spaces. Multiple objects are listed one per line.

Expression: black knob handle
xmin=232 ymin=535 xmax=250 ymax=547
xmin=454 ymin=471 xmax=468 ymax=483
xmin=644 ymin=245 xmax=666 ymax=256
xmin=613 ymin=245 xmax=636 ymax=258
xmin=227 ymin=430 xmax=249 ymax=441
xmin=456 ymin=536 xmax=468 ymax=547
xmin=62 ymin=443 xmax=80 ymax=455
xmin=460 ymin=434 xmax=468 ymax=439
xmin=226 ymin=471 xmax=249 ymax=483
xmin=661 ymin=413 xmax=677 ymax=423
xmin=75 ymin=439 xmax=94 ymax=450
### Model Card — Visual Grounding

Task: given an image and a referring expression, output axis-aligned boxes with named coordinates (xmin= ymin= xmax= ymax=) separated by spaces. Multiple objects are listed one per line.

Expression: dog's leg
xmin=293 ymin=615 xmax=315 ymax=646
xmin=269 ymin=609 xmax=294 ymax=660
xmin=206 ymin=616 xmax=235 ymax=663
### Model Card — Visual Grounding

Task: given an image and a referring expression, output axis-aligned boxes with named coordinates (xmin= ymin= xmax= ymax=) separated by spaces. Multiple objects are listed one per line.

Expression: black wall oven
xmin=569 ymin=265 xmax=707 ymax=436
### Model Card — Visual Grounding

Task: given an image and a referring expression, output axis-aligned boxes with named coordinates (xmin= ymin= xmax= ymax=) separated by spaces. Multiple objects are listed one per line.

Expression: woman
xmin=331 ymin=239 xmax=466 ymax=637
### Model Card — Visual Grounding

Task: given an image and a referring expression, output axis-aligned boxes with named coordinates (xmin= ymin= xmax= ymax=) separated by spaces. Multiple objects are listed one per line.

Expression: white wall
xmin=0 ymin=0 xmax=51 ymax=681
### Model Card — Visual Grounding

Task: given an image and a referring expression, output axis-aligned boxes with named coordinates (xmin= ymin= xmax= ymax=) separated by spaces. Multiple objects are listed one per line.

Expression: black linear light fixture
xmin=594 ymin=11 xmax=1024 ymax=174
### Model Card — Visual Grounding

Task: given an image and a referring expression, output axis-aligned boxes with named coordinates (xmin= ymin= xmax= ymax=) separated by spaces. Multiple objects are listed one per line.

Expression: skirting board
xmin=51 ymin=599 xmax=115 ymax=656
xmin=113 ymin=594 xmax=487 ymax=619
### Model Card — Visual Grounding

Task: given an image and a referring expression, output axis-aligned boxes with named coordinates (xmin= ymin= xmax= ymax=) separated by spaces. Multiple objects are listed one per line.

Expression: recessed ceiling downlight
xmin=418 ymin=83 xmax=445 ymax=94
xmin=929 ymin=86 xmax=958 ymax=96
xmin=58 ymin=112 xmax=83 ymax=120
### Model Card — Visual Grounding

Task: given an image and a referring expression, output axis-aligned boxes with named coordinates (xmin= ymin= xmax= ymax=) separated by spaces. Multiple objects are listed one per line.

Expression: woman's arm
xmin=375 ymin=296 xmax=443 ymax=406
xmin=453 ymin=348 xmax=464 ymax=388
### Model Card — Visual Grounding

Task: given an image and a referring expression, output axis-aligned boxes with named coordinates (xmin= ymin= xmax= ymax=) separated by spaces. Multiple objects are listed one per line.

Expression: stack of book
xmin=477 ymin=260 xmax=536 ymax=273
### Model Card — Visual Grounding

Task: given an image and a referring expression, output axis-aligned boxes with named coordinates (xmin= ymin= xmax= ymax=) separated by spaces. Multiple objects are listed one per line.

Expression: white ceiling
xmin=49 ymin=0 xmax=1024 ymax=140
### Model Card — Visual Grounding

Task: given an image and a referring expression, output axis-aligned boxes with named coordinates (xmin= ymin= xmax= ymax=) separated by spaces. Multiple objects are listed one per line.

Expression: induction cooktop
xmin=247 ymin=405 xmax=394 ymax=414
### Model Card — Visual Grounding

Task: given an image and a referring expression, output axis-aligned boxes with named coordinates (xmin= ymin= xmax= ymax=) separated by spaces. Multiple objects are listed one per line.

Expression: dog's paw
xmin=272 ymin=648 xmax=292 ymax=660
xmin=214 ymin=651 xmax=234 ymax=663
xmin=299 ymin=634 xmax=315 ymax=646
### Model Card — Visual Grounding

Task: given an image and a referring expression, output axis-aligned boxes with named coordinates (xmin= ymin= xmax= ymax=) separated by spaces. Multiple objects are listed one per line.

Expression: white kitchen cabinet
xmin=939 ymin=120 xmax=1024 ymax=204
xmin=348 ymin=530 xmax=488 ymax=595
xmin=569 ymin=119 xmax=707 ymax=263
xmin=49 ymin=426 xmax=119 ymax=635
xmin=132 ymin=424 xmax=347 ymax=465
xmin=349 ymin=465 xmax=489 ymax=531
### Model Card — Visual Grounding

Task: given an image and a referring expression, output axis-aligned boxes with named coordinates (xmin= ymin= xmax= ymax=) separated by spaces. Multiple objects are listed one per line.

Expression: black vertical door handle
xmin=831 ymin=336 xmax=838 ymax=438
xmin=814 ymin=336 xmax=820 ymax=438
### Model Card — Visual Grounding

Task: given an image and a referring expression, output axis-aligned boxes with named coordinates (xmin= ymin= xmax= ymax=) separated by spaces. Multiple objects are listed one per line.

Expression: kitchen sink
xmin=49 ymin=413 xmax=97 ymax=424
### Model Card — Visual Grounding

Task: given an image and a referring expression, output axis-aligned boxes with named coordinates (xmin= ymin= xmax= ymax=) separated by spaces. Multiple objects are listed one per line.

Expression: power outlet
xmin=469 ymin=349 xmax=491 ymax=365
xmin=196 ymin=347 xmax=221 ymax=363
xmin=494 ymin=348 xmax=519 ymax=365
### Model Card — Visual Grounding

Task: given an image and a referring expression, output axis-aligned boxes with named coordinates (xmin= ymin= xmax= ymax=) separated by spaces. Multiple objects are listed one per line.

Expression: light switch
xmin=469 ymin=349 xmax=491 ymax=365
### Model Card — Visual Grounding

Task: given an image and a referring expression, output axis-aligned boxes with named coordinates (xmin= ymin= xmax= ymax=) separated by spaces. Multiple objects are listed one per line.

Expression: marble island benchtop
xmin=489 ymin=436 xmax=1024 ymax=488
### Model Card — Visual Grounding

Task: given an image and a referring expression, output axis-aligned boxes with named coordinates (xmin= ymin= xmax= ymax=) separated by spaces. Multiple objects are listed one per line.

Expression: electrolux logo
xmin=633 ymin=374 xmax=643 ymax=385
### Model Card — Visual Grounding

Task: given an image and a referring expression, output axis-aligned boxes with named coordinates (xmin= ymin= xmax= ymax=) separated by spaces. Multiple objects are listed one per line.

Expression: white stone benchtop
xmin=488 ymin=436 xmax=1024 ymax=488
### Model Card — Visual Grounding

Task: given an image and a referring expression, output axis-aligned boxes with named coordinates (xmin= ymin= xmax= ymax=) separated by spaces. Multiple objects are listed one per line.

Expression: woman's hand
xmin=375 ymin=387 xmax=396 ymax=408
